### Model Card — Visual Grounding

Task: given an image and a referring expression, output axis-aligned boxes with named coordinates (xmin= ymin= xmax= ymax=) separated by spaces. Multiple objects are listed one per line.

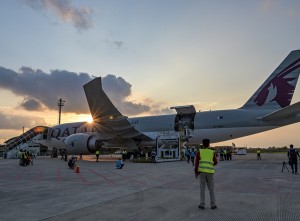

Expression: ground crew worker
xmin=288 ymin=144 xmax=300 ymax=174
xmin=95 ymin=150 xmax=100 ymax=162
xmin=194 ymin=138 xmax=218 ymax=210
xmin=185 ymin=147 xmax=191 ymax=163
xmin=220 ymin=148 xmax=224 ymax=161
xmin=22 ymin=150 xmax=27 ymax=166
xmin=257 ymin=148 xmax=261 ymax=160
xmin=227 ymin=148 xmax=232 ymax=161
xmin=122 ymin=150 xmax=127 ymax=161
xmin=116 ymin=158 xmax=124 ymax=169
xmin=26 ymin=151 xmax=32 ymax=166
xmin=223 ymin=148 xmax=227 ymax=160
xmin=190 ymin=148 xmax=196 ymax=166
xmin=64 ymin=150 xmax=68 ymax=162
xmin=19 ymin=149 xmax=23 ymax=166
xmin=60 ymin=150 xmax=65 ymax=160
xmin=151 ymin=149 xmax=157 ymax=163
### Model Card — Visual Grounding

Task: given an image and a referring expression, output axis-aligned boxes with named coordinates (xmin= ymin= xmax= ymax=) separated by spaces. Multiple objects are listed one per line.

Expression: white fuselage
xmin=40 ymin=108 xmax=300 ymax=153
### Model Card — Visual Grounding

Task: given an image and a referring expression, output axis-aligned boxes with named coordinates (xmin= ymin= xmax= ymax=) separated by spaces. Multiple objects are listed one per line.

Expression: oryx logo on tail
xmin=242 ymin=50 xmax=300 ymax=110
xmin=254 ymin=58 xmax=300 ymax=108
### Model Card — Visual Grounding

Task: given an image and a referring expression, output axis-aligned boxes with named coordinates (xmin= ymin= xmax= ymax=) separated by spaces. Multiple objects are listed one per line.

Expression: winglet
xmin=83 ymin=77 xmax=153 ymax=142
xmin=83 ymin=77 xmax=122 ymax=121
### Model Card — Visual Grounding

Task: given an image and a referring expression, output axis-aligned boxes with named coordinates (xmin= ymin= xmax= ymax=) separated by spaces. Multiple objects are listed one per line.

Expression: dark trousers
xmin=117 ymin=164 xmax=124 ymax=169
xmin=191 ymin=157 xmax=195 ymax=166
xmin=151 ymin=156 xmax=156 ymax=163
xmin=186 ymin=155 xmax=190 ymax=163
xmin=290 ymin=160 xmax=298 ymax=172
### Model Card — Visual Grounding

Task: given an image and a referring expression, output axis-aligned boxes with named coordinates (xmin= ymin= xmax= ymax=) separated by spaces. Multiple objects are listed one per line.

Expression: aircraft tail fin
xmin=241 ymin=50 xmax=300 ymax=109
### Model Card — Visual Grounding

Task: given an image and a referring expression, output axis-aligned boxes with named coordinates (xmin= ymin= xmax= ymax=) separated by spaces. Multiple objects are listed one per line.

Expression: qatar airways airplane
xmin=40 ymin=50 xmax=300 ymax=154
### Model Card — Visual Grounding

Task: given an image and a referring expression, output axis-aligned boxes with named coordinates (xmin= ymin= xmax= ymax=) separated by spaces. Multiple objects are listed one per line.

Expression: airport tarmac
xmin=1 ymin=153 xmax=300 ymax=221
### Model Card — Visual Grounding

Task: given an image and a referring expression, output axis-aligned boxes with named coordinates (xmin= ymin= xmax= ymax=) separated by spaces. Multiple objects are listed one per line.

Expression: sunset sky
xmin=1 ymin=0 xmax=300 ymax=148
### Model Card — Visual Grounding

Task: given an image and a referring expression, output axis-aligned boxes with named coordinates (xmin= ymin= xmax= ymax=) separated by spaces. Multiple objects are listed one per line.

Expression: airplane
xmin=39 ymin=50 xmax=300 ymax=155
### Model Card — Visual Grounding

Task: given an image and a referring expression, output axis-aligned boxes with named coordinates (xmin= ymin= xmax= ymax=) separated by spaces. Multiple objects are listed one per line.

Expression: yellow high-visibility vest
xmin=96 ymin=150 xmax=100 ymax=155
xmin=198 ymin=149 xmax=215 ymax=174
xmin=257 ymin=150 xmax=260 ymax=153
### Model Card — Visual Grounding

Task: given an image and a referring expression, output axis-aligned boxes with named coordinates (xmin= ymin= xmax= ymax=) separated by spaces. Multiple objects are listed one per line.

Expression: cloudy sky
xmin=1 ymin=0 xmax=300 ymax=147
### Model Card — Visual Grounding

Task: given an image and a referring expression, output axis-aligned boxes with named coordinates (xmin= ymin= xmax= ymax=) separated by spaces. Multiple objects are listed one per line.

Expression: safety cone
xmin=75 ymin=165 xmax=80 ymax=173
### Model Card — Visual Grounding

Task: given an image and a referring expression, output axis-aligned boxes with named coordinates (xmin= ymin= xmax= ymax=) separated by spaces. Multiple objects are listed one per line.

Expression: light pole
xmin=58 ymin=98 xmax=65 ymax=125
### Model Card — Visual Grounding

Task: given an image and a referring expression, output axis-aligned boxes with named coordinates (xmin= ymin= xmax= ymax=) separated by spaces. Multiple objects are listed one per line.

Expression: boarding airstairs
xmin=4 ymin=126 xmax=48 ymax=158
xmin=5 ymin=126 xmax=48 ymax=151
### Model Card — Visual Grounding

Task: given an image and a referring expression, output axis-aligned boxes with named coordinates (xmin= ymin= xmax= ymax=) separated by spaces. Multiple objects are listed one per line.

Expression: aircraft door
xmin=171 ymin=105 xmax=196 ymax=133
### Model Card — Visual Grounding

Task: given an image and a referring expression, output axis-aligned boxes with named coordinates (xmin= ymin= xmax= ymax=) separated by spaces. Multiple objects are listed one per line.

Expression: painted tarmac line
xmin=56 ymin=168 xmax=62 ymax=182
xmin=76 ymin=172 xmax=89 ymax=183
xmin=88 ymin=169 xmax=114 ymax=185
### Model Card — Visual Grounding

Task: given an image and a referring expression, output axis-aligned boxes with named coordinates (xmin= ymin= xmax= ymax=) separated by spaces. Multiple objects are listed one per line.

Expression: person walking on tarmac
xmin=257 ymin=148 xmax=262 ymax=160
xmin=185 ymin=147 xmax=191 ymax=163
xmin=122 ymin=150 xmax=127 ymax=161
xmin=220 ymin=148 xmax=224 ymax=161
xmin=19 ymin=149 xmax=26 ymax=166
xmin=95 ymin=150 xmax=100 ymax=162
xmin=223 ymin=148 xmax=227 ymax=160
xmin=190 ymin=148 xmax=196 ymax=166
xmin=60 ymin=149 xmax=65 ymax=160
xmin=26 ymin=151 xmax=32 ymax=166
xmin=288 ymin=144 xmax=300 ymax=174
xmin=226 ymin=148 xmax=232 ymax=161
xmin=21 ymin=150 xmax=28 ymax=166
xmin=64 ymin=150 xmax=68 ymax=162
xmin=151 ymin=149 xmax=157 ymax=163
xmin=194 ymin=138 xmax=218 ymax=210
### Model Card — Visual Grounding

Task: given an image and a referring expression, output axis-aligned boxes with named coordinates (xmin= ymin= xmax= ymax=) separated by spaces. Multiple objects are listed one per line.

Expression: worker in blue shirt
xmin=185 ymin=147 xmax=191 ymax=163
xmin=116 ymin=158 xmax=124 ymax=169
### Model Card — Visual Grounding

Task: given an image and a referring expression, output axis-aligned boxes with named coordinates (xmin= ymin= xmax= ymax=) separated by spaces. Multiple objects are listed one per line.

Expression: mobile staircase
xmin=4 ymin=126 xmax=48 ymax=158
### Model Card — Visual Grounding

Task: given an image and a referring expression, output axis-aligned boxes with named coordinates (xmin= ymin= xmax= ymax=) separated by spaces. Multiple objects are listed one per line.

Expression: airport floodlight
xmin=58 ymin=98 xmax=65 ymax=125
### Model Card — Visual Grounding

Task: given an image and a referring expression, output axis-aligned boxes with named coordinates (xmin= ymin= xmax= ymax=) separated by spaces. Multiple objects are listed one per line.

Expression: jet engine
xmin=65 ymin=133 xmax=103 ymax=154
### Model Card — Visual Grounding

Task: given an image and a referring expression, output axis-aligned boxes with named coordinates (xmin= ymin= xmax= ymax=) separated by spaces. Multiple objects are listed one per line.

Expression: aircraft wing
xmin=83 ymin=77 xmax=153 ymax=141
xmin=257 ymin=101 xmax=300 ymax=121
